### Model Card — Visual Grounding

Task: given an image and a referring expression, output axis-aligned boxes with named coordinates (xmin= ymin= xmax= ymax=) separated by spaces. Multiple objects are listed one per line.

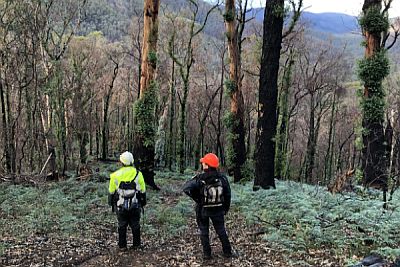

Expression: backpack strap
xmin=134 ymin=170 xmax=139 ymax=183
xmin=117 ymin=170 xmax=141 ymax=210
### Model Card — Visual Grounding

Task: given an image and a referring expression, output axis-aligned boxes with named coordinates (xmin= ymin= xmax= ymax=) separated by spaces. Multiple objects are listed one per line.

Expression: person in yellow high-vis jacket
xmin=108 ymin=151 xmax=146 ymax=250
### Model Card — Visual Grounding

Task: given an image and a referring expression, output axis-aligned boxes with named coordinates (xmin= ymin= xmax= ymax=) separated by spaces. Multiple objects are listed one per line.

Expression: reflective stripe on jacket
xmin=109 ymin=166 xmax=146 ymax=194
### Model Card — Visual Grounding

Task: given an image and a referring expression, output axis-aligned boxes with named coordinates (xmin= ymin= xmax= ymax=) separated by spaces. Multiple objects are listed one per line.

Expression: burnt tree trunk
xmin=102 ymin=60 xmax=118 ymax=160
xmin=324 ymin=91 xmax=338 ymax=183
xmin=0 ymin=70 xmax=13 ymax=173
xmin=304 ymin=93 xmax=316 ymax=183
xmin=390 ymin=109 xmax=400 ymax=185
xmin=254 ymin=0 xmax=284 ymax=190
xmin=384 ymin=118 xmax=393 ymax=173
xmin=224 ymin=0 xmax=246 ymax=182
xmin=383 ymin=118 xmax=393 ymax=208
xmin=167 ymin=58 xmax=176 ymax=171
xmin=216 ymin=46 xmax=226 ymax=166
xmin=134 ymin=0 xmax=161 ymax=190
xmin=275 ymin=52 xmax=295 ymax=180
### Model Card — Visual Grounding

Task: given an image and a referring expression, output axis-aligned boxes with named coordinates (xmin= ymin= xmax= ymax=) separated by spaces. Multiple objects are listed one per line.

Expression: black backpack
xmin=117 ymin=172 xmax=140 ymax=211
xmin=201 ymin=175 xmax=224 ymax=208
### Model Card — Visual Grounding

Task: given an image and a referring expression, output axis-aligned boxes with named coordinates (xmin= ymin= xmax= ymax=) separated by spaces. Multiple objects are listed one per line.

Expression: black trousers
xmin=117 ymin=208 xmax=141 ymax=248
xmin=196 ymin=208 xmax=232 ymax=256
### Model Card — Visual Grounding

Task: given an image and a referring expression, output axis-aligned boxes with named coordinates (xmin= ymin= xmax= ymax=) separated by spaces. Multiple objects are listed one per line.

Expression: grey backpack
xmin=201 ymin=176 xmax=224 ymax=208
xmin=117 ymin=172 xmax=139 ymax=211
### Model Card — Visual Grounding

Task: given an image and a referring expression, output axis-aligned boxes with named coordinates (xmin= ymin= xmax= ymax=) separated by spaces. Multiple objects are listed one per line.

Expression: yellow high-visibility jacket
xmin=109 ymin=166 xmax=146 ymax=194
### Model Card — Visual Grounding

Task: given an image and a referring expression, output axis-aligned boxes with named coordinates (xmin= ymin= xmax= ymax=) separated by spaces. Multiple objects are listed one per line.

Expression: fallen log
xmin=0 ymin=173 xmax=46 ymax=186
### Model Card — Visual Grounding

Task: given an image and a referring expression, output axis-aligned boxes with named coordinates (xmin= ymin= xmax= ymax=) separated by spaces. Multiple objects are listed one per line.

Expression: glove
xmin=139 ymin=192 xmax=147 ymax=207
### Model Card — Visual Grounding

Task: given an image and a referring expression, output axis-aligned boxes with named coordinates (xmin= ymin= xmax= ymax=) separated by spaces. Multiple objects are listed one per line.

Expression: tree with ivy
xmin=134 ymin=0 xmax=161 ymax=190
xmin=223 ymin=0 xmax=247 ymax=183
xmin=358 ymin=0 xmax=393 ymax=189
xmin=275 ymin=48 xmax=295 ymax=181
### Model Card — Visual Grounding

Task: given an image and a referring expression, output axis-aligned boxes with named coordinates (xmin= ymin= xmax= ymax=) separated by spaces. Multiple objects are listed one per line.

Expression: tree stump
xmin=328 ymin=169 xmax=355 ymax=194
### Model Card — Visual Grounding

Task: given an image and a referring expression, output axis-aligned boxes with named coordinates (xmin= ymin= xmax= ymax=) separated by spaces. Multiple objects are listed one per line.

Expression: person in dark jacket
xmin=183 ymin=153 xmax=233 ymax=260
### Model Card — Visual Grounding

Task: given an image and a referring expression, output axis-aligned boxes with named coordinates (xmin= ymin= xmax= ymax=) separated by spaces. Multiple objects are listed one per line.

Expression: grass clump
xmin=146 ymin=187 xmax=191 ymax=237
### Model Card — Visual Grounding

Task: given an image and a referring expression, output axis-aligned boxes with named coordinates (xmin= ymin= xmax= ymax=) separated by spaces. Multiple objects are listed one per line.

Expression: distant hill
xmin=80 ymin=1 xmax=360 ymax=39
xmin=301 ymin=12 xmax=359 ymax=34
xmin=250 ymin=8 xmax=359 ymax=35
xmin=78 ymin=0 xmax=225 ymax=40
xmin=79 ymin=1 xmax=398 ymax=61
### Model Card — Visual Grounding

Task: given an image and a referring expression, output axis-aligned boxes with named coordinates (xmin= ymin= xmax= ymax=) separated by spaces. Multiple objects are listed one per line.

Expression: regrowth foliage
xmin=134 ymin=81 xmax=158 ymax=147
xmin=359 ymin=7 xmax=389 ymax=35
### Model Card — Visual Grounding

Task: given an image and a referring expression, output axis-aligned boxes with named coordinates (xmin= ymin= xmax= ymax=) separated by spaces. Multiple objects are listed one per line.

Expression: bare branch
xmin=282 ymin=0 xmax=303 ymax=39
xmin=386 ymin=30 xmax=399 ymax=50
xmin=386 ymin=19 xmax=400 ymax=50
xmin=193 ymin=1 xmax=220 ymax=37
xmin=382 ymin=0 xmax=393 ymax=14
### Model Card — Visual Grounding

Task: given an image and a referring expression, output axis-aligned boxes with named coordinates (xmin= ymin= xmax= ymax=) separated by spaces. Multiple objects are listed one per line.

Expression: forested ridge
xmin=1 ymin=0 xmax=400 ymax=266
xmin=79 ymin=0 xmax=226 ymax=40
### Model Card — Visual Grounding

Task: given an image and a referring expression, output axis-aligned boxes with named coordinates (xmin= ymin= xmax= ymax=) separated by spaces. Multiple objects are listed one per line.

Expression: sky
xmin=248 ymin=0 xmax=400 ymax=17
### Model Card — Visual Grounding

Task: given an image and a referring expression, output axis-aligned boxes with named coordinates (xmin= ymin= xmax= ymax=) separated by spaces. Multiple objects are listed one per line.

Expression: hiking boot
xmin=223 ymin=250 xmax=238 ymax=258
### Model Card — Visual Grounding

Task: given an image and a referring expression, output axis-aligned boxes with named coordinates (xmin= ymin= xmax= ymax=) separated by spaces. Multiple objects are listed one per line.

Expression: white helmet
xmin=119 ymin=151 xmax=134 ymax=166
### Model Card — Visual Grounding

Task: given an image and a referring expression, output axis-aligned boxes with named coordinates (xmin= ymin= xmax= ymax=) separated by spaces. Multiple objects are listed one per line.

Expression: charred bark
xmin=254 ymin=0 xmax=284 ymax=190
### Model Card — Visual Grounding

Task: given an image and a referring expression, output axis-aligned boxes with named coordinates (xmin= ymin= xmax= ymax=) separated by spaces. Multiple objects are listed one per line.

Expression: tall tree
xmin=224 ymin=0 xmax=246 ymax=182
xmin=274 ymin=0 xmax=303 ymax=181
xmin=275 ymin=49 xmax=295 ymax=181
xmin=254 ymin=0 xmax=302 ymax=189
xmin=101 ymin=58 xmax=119 ymax=160
xmin=167 ymin=55 xmax=176 ymax=171
xmin=358 ymin=0 xmax=391 ymax=188
xmin=254 ymin=0 xmax=285 ymax=190
xmin=134 ymin=0 xmax=161 ymax=190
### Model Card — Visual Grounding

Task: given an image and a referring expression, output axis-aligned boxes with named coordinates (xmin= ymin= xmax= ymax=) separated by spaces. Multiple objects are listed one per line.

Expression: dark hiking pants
xmin=196 ymin=209 xmax=232 ymax=256
xmin=117 ymin=208 xmax=141 ymax=248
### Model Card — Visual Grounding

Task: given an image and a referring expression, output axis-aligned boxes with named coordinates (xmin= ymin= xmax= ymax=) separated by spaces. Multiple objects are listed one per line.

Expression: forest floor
xmin=1 ymin=165 xmax=400 ymax=266
xmin=0 ymin=174 xmax=337 ymax=267
xmin=78 ymin=179 xmax=338 ymax=267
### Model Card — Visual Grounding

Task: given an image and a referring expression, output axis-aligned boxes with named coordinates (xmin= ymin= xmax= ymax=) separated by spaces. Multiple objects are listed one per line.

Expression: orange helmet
xmin=200 ymin=153 xmax=219 ymax=168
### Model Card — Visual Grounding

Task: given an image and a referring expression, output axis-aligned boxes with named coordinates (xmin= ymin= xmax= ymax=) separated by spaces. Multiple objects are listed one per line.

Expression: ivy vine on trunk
xmin=134 ymin=0 xmax=161 ymax=190
xmin=358 ymin=0 xmax=390 ymax=189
